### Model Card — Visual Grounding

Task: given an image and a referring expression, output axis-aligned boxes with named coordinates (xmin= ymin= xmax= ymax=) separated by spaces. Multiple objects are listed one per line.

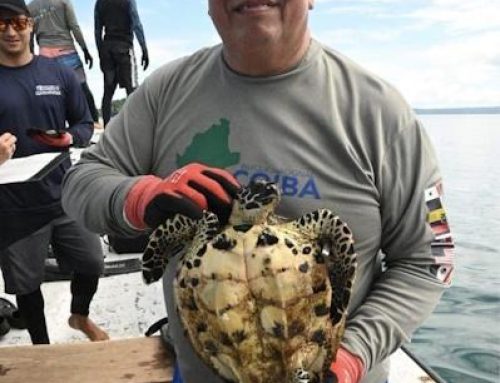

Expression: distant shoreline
xmin=414 ymin=107 xmax=500 ymax=115
xmin=108 ymin=98 xmax=500 ymax=116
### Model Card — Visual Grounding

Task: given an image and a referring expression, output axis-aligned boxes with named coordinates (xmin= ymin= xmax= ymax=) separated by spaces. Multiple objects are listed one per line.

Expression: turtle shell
xmin=174 ymin=223 xmax=347 ymax=382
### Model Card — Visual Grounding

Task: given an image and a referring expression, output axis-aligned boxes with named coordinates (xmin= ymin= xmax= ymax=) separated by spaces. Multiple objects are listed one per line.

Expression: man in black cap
xmin=0 ymin=0 xmax=29 ymax=14
xmin=0 ymin=0 xmax=109 ymax=344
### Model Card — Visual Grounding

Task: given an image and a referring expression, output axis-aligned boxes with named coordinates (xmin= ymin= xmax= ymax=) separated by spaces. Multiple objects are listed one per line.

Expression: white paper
xmin=70 ymin=147 xmax=85 ymax=164
xmin=0 ymin=152 xmax=62 ymax=184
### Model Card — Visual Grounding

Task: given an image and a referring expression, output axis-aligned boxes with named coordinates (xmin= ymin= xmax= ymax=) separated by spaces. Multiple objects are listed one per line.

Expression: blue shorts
xmin=54 ymin=52 xmax=86 ymax=83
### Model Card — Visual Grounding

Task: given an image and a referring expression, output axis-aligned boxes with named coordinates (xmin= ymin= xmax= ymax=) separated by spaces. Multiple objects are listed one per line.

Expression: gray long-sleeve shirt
xmin=62 ymin=40 xmax=454 ymax=383
xmin=28 ymin=0 xmax=88 ymax=51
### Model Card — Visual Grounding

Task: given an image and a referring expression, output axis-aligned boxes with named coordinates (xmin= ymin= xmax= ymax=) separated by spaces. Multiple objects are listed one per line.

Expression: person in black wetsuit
xmin=94 ymin=0 xmax=149 ymax=127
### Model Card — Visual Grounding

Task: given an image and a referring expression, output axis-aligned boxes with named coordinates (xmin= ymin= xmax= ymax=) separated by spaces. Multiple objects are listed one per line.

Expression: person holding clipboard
xmin=0 ymin=0 xmax=108 ymax=344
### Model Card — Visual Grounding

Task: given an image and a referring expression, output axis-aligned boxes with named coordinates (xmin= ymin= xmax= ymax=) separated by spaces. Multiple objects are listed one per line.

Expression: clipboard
xmin=28 ymin=151 xmax=70 ymax=181
xmin=0 ymin=151 xmax=69 ymax=185
xmin=0 ymin=152 xmax=70 ymax=250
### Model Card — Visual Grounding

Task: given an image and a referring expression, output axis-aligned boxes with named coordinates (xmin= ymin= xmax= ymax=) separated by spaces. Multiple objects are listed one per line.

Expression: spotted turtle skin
xmin=142 ymin=181 xmax=357 ymax=383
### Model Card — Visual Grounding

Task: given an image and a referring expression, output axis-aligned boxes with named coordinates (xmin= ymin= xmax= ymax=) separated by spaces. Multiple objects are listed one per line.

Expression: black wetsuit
xmin=94 ymin=0 xmax=148 ymax=126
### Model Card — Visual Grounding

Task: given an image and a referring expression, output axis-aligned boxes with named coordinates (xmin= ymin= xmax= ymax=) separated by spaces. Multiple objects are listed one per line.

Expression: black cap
xmin=0 ymin=0 xmax=30 ymax=16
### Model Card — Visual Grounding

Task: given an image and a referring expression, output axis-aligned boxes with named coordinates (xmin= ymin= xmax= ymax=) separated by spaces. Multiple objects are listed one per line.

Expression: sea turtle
xmin=142 ymin=180 xmax=357 ymax=383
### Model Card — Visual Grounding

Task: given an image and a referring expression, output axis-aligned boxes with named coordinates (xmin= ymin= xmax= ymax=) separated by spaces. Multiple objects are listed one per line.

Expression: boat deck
xmin=0 ymin=245 xmax=438 ymax=382
xmin=0 ymin=251 xmax=164 ymax=346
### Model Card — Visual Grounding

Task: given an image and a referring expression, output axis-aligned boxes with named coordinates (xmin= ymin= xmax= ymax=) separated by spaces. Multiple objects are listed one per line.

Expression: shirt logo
xmin=176 ymin=118 xmax=321 ymax=200
xmin=33 ymin=5 xmax=57 ymax=22
xmin=176 ymin=118 xmax=239 ymax=168
xmin=35 ymin=85 xmax=61 ymax=96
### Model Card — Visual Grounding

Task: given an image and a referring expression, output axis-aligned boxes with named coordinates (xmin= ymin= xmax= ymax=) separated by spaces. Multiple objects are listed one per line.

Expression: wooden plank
xmin=0 ymin=335 xmax=442 ymax=383
xmin=0 ymin=336 xmax=174 ymax=383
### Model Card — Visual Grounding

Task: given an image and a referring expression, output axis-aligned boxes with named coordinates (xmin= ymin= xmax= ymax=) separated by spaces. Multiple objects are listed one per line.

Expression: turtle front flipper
xmin=142 ymin=212 xmax=219 ymax=284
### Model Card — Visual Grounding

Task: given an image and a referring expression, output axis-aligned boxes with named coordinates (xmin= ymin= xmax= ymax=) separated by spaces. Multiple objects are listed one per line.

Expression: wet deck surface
xmin=0 ymin=245 xmax=165 ymax=346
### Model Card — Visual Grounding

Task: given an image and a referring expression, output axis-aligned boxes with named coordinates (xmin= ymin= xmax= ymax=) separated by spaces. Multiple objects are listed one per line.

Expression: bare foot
xmin=68 ymin=314 xmax=110 ymax=342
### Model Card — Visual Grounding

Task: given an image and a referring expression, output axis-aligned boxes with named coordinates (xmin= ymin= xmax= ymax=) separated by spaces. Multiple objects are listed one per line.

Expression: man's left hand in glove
xmin=29 ymin=129 xmax=72 ymax=148
xmin=83 ymin=49 xmax=93 ymax=69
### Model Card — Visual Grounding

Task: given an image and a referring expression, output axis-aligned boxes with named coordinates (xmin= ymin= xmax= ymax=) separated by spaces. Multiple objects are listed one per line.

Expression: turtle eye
xmin=257 ymin=183 xmax=279 ymax=201
xmin=265 ymin=183 xmax=278 ymax=195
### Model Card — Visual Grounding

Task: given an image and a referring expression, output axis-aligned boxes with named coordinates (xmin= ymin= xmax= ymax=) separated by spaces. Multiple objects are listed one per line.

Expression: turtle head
xmin=230 ymin=180 xmax=280 ymax=225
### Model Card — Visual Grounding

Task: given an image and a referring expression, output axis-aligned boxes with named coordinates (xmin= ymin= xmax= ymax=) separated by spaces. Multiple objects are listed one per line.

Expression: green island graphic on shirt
xmin=176 ymin=118 xmax=240 ymax=168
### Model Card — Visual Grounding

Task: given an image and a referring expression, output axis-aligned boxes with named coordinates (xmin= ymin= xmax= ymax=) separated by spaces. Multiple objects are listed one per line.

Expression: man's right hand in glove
xmin=328 ymin=348 xmax=364 ymax=383
xmin=124 ymin=163 xmax=240 ymax=230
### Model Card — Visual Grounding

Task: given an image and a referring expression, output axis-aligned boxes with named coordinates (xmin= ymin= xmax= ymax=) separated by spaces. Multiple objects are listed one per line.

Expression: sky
xmin=61 ymin=0 xmax=500 ymax=109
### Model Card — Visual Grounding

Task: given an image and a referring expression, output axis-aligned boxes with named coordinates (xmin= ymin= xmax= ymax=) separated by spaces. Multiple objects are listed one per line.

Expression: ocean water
xmin=408 ymin=114 xmax=500 ymax=383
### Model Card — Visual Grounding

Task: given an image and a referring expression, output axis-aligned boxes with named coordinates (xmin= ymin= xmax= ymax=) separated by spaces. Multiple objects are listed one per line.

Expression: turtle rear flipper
xmin=287 ymin=209 xmax=357 ymax=379
xmin=286 ymin=208 xmax=357 ymax=323
xmin=142 ymin=212 xmax=219 ymax=284
xmin=317 ymin=212 xmax=356 ymax=328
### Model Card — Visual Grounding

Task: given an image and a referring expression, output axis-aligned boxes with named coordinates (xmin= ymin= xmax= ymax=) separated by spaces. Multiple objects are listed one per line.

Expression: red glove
xmin=30 ymin=130 xmax=72 ymax=148
xmin=124 ymin=163 xmax=240 ymax=230
xmin=329 ymin=348 xmax=364 ymax=383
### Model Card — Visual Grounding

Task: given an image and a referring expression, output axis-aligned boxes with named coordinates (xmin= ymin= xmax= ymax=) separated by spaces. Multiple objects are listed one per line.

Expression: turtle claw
xmin=142 ymin=265 xmax=165 ymax=284
xmin=293 ymin=368 xmax=316 ymax=383
xmin=324 ymin=370 xmax=338 ymax=383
